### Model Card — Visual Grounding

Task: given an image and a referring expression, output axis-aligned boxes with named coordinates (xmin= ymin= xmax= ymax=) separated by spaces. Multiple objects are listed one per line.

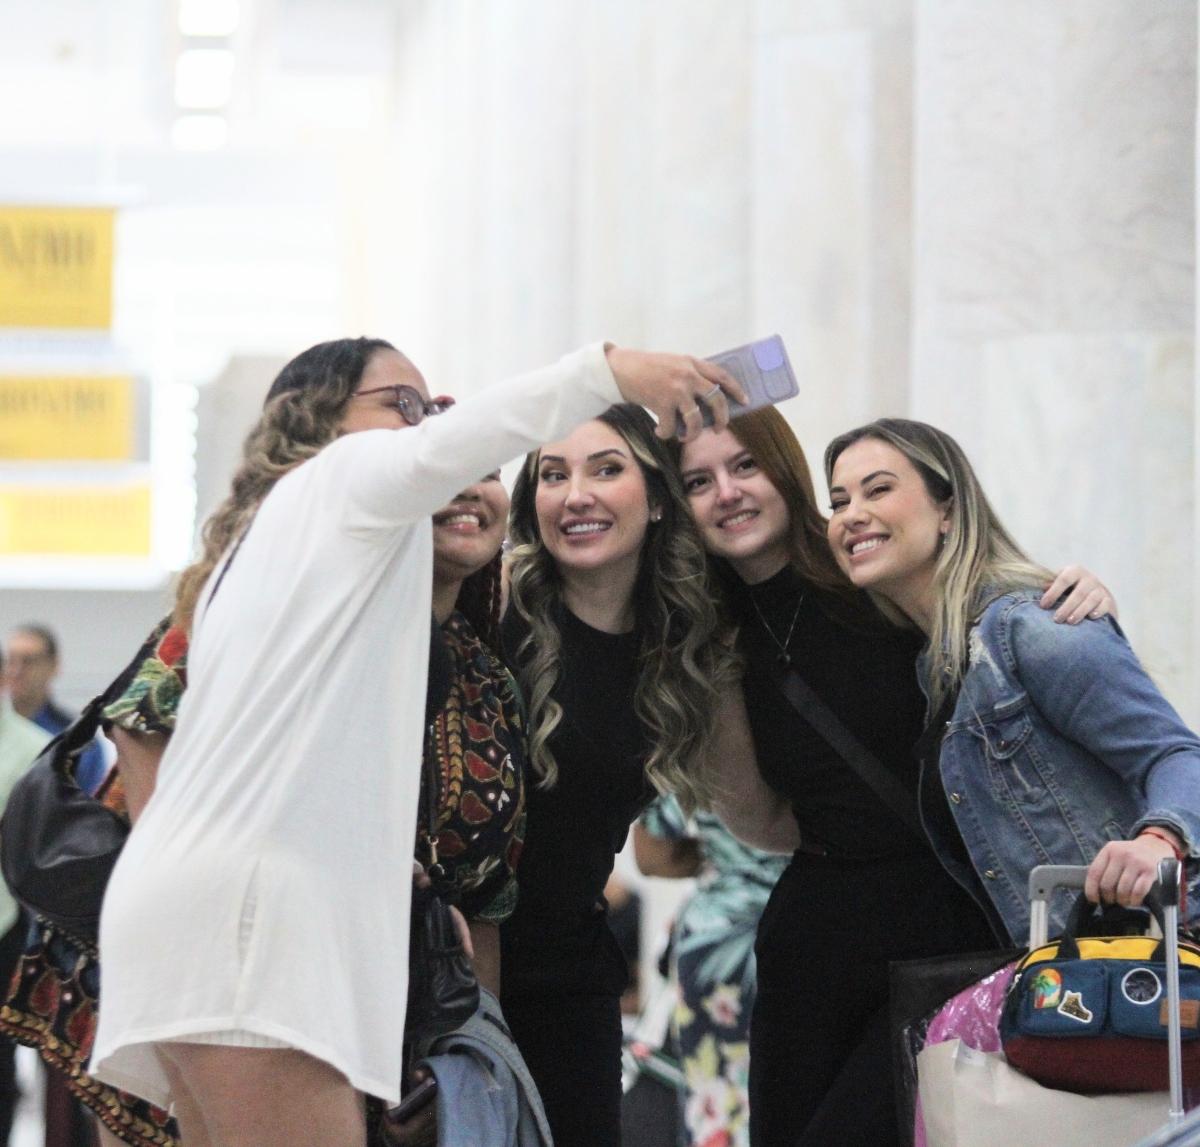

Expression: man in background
xmin=0 ymin=644 xmax=51 ymax=1145
xmin=5 ymin=625 xmax=107 ymax=793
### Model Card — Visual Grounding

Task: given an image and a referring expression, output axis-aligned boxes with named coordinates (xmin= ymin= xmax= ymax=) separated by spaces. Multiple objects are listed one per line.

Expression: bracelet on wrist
xmin=1139 ymin=826 xmax=1187 ymax=863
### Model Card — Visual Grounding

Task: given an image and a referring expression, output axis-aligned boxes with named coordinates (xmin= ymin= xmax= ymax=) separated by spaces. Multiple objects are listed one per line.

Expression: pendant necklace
xmin=750 ymin=592 xmax=804 ymax=670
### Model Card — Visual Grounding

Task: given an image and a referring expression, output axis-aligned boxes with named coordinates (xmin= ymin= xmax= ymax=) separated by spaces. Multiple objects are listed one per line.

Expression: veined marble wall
xmin=379 ymin=0 xmax=916 ymax=475
xmin=376 ymin=0 xmax=1197 ymax=717
xmin=911 ymin=0 xmax=1197 ymax=719
xmin=752 ymin=0 xmax=915 ymax=471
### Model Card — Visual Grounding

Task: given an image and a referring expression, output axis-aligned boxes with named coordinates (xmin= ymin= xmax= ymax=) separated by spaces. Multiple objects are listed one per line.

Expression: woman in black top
xmin=675 ymin=408 xmax=1114 ymax=1147
xmin=500 ymin=404 xmax=739 ymax=1147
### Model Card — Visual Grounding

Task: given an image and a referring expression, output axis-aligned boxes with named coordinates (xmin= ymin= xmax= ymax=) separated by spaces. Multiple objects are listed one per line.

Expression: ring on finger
xmin=702 ymin=384 xmax=722 ymax=401
xmin=680 ymin=406 xmax=700 ymax=418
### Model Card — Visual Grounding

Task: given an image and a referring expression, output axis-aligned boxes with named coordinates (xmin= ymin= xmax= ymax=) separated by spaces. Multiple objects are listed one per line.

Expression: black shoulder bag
xmin=0 ymin=530 xmax=249 ymax=942
xmin=0 ymin=695 xmax=128 ymax=942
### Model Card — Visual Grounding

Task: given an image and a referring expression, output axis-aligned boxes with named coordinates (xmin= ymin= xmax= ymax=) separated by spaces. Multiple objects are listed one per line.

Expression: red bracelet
xmin=1139 ymin=826 xmax=1187 ymax=862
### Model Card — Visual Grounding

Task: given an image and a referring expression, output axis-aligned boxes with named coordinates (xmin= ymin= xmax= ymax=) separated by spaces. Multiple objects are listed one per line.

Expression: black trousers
xmin=503 ymin=992 xmax=623 ymax=1147
xmin=748 ymin=850 xmax=996 ymax=1147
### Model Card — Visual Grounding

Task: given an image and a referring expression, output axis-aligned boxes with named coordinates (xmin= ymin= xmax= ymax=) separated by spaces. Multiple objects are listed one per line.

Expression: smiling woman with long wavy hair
xmin=497 ymin=403 xmax=739 ymax=1147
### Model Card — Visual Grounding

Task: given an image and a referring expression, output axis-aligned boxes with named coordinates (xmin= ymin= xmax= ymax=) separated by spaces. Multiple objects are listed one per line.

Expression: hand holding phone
xmin=674 ymin=335 xmax=798 ymax=437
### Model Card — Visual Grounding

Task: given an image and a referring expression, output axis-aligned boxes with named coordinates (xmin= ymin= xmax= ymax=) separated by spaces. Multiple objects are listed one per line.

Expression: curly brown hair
xmin=173 ymin=337 xmax=395 ymax=630
xmin=507 ymin=403 xmax=739 ymax=811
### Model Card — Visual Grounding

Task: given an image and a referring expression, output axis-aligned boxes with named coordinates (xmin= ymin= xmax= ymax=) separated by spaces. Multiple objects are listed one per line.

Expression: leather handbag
xmin=0 ymin=695 xmax=129 ymax=941
xmin=1000 ymin=889 xmax=1200 ymax=1092
xmin=0 ymin=531 xmax=246 ymax=944
xmin=402 ymin=719 xmax=480 ymax=1077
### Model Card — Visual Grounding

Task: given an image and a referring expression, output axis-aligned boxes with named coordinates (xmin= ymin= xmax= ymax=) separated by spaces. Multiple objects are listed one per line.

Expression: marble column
xmin=386 ymin=0 xmax=584 ymax=391
xmin=384 ymin=0 xmax=905 ymax=462
xmin=576 ymin=0 xmax=756 ymax=355
xmin=911 ymin=0 xmax=1197 ymax=718
xmin=1195 ymin=0 xmax=1200 ymax=725
xmin=751 ymin=0 xmax=915 ymax=479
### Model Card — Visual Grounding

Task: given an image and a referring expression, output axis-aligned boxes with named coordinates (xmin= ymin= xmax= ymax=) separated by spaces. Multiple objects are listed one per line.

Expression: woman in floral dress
xmin=634 ymin=796 xmax=787 ymax=1147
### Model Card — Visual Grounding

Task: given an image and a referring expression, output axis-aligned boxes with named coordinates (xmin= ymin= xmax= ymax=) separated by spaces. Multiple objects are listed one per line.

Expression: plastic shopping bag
xmin=918 ymin=1039 xmax=1168 ymax=1147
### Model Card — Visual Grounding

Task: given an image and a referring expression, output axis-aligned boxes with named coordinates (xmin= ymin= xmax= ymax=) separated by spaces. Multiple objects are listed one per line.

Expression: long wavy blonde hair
xmin=507 ymin=404 xmax=739 ymax=812
xmin=174 ymin=337 xmax=396 ymax=630
xmin=823 ymin=418 xmax=1053 ymax=707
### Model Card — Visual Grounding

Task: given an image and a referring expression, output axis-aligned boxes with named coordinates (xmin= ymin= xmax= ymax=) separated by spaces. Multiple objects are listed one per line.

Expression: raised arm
xmin=340 ymin=343 xmax=746 ymax=529
xmin=705 ymin=687 xmax=800 ymax=855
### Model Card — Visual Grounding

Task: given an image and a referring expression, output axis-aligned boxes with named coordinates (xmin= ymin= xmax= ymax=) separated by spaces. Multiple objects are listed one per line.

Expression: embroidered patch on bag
xmin=1058 ymin=991 xmax=1094 ymax=1024
xmin=1031 ymin=968 xmax=1063 ymax=1009
xmin=1121 ymin=968 xmax=1162 ymax=1006
xmin=1162 ymin=999 xmax=1200 ymax=1029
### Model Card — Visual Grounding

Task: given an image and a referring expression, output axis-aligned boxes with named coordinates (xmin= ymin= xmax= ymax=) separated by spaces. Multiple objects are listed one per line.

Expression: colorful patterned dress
xmin=1 ymin=610 xmax=526 ymax=1147
xmin=639 ymin=796 xmax=788 ymax=1147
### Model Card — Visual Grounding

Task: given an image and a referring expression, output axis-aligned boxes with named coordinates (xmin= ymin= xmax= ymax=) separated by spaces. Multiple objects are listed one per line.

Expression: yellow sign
xmin=0 ymin=375 xmax=134 ymax=461
xmin=0 ymin=483 xmax=151 ymax=555
xmin=0 ymin=206 xmax=114 ymax=329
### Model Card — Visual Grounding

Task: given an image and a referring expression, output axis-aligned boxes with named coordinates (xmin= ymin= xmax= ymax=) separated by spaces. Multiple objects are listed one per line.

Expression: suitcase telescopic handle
xmin=1159 ymin=857 xmax=1185 ymax=1125
xmin=1027 ymin=864 xmax=1090 ymax=950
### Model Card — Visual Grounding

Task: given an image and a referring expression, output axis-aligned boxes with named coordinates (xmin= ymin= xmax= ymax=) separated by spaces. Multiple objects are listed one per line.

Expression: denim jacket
xmin=917 ymin=590 xmax=1200 ymax=944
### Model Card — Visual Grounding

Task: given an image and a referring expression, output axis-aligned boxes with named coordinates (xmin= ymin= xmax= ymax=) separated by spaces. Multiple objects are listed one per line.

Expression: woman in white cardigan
xmin=91 ymin=336 xmax=741 ymax=1147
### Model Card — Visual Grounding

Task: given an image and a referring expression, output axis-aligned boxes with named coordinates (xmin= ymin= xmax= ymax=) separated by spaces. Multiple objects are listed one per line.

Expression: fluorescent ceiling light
xmin=175 ymin=49 xmax=235 ymax=108
xmin=179 ymin=0 xmax=239 ymax=37
xmin=171 ymin=114 xmax=228 ymax=150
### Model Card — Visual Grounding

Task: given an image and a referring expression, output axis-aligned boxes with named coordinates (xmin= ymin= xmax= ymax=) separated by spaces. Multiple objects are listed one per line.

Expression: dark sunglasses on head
xmin=352 ymin=385 xmax=455 ymax=426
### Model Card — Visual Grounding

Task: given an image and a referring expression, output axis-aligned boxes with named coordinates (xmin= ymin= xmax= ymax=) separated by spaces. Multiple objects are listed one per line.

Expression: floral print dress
xmin=639 ymin=796 xmax=788 ymax=1147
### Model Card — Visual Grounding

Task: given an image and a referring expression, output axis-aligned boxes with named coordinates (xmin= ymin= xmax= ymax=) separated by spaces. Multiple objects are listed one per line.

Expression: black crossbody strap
xmin=773 ymin=666 xmax=925 ymax=839
xmin=743 ymin=624 xmax=926 ymax=840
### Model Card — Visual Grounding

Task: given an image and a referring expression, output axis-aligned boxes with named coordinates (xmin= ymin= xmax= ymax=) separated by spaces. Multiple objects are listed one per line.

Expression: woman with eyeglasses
xmin=90 ymin=336 xmax=743 ymax=1147
xmin=5 ymin=473 xmax=523 ymax=1147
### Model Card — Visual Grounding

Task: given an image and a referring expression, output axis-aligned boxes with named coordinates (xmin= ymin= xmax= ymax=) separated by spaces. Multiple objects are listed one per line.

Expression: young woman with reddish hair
xmin=676 ymin=409 xmax=1114 ymax=1147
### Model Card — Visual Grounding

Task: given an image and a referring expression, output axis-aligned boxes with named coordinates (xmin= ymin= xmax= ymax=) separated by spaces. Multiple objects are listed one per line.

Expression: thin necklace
xmin=749 ymin=591 xmax=803 ymax=670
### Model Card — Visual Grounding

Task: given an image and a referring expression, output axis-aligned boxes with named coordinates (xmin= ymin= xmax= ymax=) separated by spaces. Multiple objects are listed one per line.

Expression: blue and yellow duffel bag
xmin=1000 ymin=892 xmax=1200 ymax=1093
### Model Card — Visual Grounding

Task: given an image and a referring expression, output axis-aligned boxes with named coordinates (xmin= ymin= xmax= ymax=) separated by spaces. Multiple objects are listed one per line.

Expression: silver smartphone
xmin=675 ymin=335 xmax=799 ymax=437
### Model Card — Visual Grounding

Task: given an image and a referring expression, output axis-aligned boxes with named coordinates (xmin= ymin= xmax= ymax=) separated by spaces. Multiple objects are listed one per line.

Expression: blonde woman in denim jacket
xmin=825 ymin=418 xmax=1200 ymax=946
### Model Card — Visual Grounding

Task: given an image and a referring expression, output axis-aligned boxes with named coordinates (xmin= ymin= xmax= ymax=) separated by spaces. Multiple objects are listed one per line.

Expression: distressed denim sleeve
xmin=1006 ymin=602 xmax=1200 ymax=856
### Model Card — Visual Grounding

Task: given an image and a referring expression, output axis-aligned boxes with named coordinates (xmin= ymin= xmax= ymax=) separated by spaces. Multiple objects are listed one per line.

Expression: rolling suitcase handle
xmin=1028 ymin=864 xmax=1089 ymax=950
xmin=1130 ymin=869 xmax=1200 ymax=1147
xmin=1160 ymin=857 xmax=1185 ymax=1127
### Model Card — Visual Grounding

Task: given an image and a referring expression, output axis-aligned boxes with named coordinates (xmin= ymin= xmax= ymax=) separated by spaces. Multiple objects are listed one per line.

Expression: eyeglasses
xmin=351 ymin=385 xmax=456 ymax=427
